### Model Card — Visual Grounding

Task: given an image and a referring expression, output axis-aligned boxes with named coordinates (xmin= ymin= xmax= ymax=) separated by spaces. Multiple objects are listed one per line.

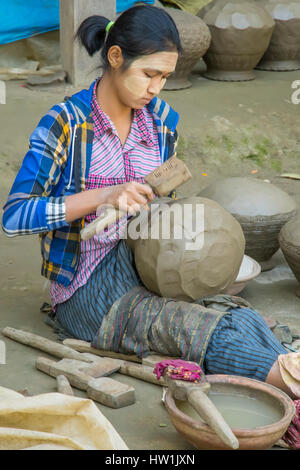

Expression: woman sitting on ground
xmin=2 ymin=5 xmax=298 ymax=400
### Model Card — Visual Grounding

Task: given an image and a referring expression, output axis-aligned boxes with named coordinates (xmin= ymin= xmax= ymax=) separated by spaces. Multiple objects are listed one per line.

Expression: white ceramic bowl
xmin=226 ymin=255 xmax=261 ymax=295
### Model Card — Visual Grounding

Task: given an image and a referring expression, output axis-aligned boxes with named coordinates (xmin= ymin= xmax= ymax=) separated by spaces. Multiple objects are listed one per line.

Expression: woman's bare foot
xmin=266 ymin=359 xmax=299 ymax=400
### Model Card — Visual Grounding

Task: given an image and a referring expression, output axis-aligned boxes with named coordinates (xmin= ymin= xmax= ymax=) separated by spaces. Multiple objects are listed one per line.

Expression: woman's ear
xmin=107 ymin=45 xmax=124 ymax=69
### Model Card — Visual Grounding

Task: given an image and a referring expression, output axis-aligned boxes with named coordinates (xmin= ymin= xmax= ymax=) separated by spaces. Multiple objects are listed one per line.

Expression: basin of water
xmin=165 ymin=374 xmax=295 ymax=450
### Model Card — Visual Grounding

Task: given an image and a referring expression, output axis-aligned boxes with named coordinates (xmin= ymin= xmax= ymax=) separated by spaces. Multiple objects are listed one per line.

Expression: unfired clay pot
xmin=165 ymin=374 xmax=295 ymax=450
xmin=128 ymin=197 xmax=245 ymax=301
xmin=161 ymin=8 xmax=211 ymax=90
xmin=256 ymin=0 xmax=300 ymax=71
xmin=279 ymin=215 xmax=300 ymax=297
xmin=197 ymin=0 xmax=275 ymax=81
xmin=198 ymin=177 xmax=298 ymax=271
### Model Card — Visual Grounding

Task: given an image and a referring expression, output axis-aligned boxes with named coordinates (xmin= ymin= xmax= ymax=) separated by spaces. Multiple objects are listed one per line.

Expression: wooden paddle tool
xmin=80 ymin=155 xmax=192 ymax=241
xmin=36 ymin=356 xmax=136 ymax=408
xmin=164 ymin=372 xmax=239 ymax=450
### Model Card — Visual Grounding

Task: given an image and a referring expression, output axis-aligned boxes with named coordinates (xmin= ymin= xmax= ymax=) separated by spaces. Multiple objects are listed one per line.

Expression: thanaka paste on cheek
xmin=123 ymin=52 xmax=178 ymax=99
xmin=124 ymin=75 xmax=150 ymax=98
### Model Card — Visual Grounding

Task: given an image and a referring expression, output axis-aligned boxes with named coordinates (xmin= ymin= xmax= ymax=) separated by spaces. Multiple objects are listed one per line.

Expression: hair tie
xmin=106 ymin=21 xmax=114 ymax=34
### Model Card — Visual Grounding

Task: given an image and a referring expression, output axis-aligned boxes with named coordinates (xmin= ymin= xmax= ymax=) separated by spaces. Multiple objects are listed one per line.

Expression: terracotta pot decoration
xmin=197 ymin=0 xmax=275 ymax=81
xmin=161 ymin=8 xmax=211 ymax=89
xmin=279 ymin=215 xmax=300 ymax=297
xmin=256 ymin=0 xmax=300 ymax=71
xmin=198 ymin=177 xmax=298 ymax=271
xmin=165 ymin=374 xmax=295 ymax=450
xmin=127 ymin=196 xmax=245 ymax=301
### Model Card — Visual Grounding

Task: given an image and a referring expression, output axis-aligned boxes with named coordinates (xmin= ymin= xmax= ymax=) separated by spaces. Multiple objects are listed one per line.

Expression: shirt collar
xmin=68 ymin=78 xmax=179 ymax=133
xmin=147 ymin=96 xmax=179 ymax=132
xmin=91 ymin=78 xmax=115 ymax=139
xmin=91 ymin=78 xmax=153 ymax=147
xmin=134 ymin=108 xmax=154 ymax=147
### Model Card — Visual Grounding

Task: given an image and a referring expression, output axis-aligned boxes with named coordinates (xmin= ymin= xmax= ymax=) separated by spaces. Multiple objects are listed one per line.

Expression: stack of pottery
xmin=197 ymin=0 xmax=275 ymax=81
xmin=256 ymin=0 xmax=300 ymax=71
xmin=279 ymin=215 xmax=300 ymax=297
xmin=198 ymin=177 xmax=298 ymax=271
xmin=127 ymin=197 xmax=245 ymax=301
xmin=157 ymin=7 xmax=211 ymax=89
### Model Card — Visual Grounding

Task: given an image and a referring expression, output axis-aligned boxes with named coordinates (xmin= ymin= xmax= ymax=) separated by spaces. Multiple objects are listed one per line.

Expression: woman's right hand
xmin=100 ymin=182 xmax=155 ymax=215
xmin=65 ymin=182 xmax=155 ymax=224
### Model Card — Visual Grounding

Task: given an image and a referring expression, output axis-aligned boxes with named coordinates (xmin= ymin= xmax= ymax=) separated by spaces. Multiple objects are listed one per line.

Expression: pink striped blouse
xmin=50 ymin=79 xmax=161 ymax=310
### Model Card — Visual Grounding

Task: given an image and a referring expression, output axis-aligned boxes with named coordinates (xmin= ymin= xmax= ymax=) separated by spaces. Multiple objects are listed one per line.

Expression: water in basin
xmin=177 ymin=391 xmax=283 ymax=429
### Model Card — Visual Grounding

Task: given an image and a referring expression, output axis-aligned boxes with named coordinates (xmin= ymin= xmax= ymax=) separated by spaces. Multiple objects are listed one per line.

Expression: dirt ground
xmin=0 ymin=67 xmax=299 ymax=450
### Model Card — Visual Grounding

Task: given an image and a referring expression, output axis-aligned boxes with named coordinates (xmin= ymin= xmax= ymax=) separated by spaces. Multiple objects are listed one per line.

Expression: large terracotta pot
xmin=256 ymin=0 xmax=300 ymax=71
xmin=161 ymin=8 xmax=211 ymax=89
xmin=197 ymin=0 xmax=275 ymax=81
xmin=198 ymin=177 xmax=298 ymax=271
xmin=279 ymin=215 xmax=300 ymax=297
xmin=165 ymin=374 xmax=295 ymax=450
xmin=128 ymin=197 xmax=245 ymax=301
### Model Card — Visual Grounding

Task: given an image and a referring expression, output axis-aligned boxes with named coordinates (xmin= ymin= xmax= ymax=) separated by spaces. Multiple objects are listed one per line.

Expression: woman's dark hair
xmin=75 ymin=5 xmax=182 ymax=71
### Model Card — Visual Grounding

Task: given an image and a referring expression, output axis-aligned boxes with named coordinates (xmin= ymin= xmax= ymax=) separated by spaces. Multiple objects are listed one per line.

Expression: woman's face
xmin=112 ymin=50 xmax=178 ymax=109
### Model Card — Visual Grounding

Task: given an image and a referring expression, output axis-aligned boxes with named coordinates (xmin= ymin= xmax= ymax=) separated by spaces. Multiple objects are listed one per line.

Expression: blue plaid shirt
xmin=1 ymin=79 xmax=179 ymax=286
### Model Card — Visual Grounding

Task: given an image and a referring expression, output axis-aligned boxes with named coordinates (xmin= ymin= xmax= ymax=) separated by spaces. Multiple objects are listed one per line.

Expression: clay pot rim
xmin=279 ymin=215 xmax=300 ymax=242
xmin=231 ymin=208 xmax=298 ymax=220
xmin=207 ymin=25 xmax=275 ymax=32
xmin=280 ymin=237 xmax=300 ymax=251
xmin=165 ymin=374 xmax=295 ymax=437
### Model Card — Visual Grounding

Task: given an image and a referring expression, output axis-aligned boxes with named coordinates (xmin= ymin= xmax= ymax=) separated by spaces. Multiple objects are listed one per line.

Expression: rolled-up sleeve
xmin=1 ymin=104 xmax=71 ymax=237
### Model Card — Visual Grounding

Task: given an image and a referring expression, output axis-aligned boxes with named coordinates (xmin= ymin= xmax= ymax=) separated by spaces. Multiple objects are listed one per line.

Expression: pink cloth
xmin=50 ymin=78 xmax=161 ymax=310
xmin=154 ymin=359 xmax=203 ymax=383
xmin=282 ymin=399 xmax=300 ymax=449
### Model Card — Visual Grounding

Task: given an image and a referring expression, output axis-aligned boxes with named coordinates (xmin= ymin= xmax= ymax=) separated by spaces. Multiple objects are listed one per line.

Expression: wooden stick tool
xmin=1 ymin=327 xmax=92 ymax=363
xmin=80 ymin=155 xmax=192 ymax=241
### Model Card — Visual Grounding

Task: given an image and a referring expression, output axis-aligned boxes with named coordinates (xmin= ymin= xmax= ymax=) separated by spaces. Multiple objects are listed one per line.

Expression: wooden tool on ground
xmin=119 ymin=360 xmax=166 ymax=386
xmin=1 ymin=327 xmax=92 ymax=363
xmin=1 ymin=327 xmax=168 ymax=387
xmin=80 ymin=155 xmax=192 ymax=241
xmin=37 ymin=356 xmax=135 ymax=408
xmin=56 ymin=375 xmax=74 ymax=396
xmin=63 ymin=339 xmax=143 ymax=363
xmin=77 ymin=352 xmax=167 ymax=386
xmin=37 ymin=352 xmax=166 ymax=389
xmin=164 ymin=372 xmax=239 ymax=450
xmin=63 ymin=338 xmax=180 ymax=368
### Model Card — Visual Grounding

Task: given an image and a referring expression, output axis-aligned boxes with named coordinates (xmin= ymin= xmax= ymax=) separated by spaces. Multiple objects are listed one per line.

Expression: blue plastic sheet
xmin=0 ymin=0 xmax=59 ymax=45
xmin=116 ymin=0 xmax=155 ymax=13
xmin=0 ymin=0 xmax=155 ymax=45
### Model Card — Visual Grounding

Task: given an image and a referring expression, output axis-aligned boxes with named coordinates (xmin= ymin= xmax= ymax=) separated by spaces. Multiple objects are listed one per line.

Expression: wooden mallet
xmin=80 ymin=155 xmax=192 ymax=241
